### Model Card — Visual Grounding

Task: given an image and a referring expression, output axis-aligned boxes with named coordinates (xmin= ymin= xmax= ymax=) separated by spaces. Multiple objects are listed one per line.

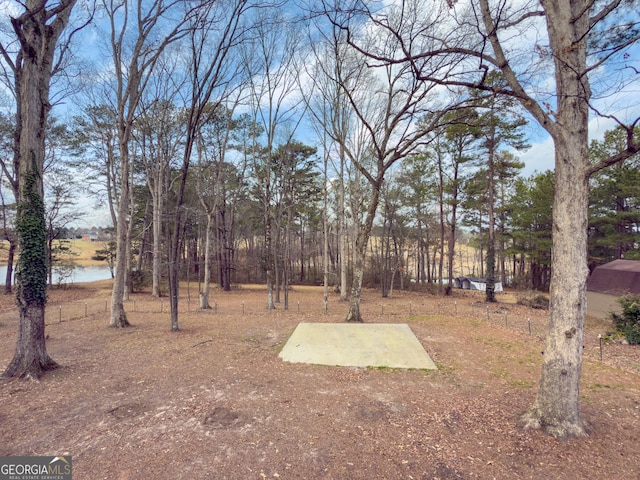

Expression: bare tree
xmin=194 ymin=101 xmax=242 ymax=308
xmin=166 ymin=0 xmax=252 ymax=331
xmin=340 ymin=0 xmax=640 ymax=439
xmin=137 ymin=86 xmax=186 ymax=298
xmin=69 ymin=104 xmax=120 ymax=229
xmin=303 ymin=22 xmax=358 ymax=302
xmin=44 ymin=165 xmax=84 ymax=285
xmin=467 ymin=0 xmax=639 ymax=440
xmin=320 ymin=3 xmax=465 ymax=322
xmin=242 ymin=8 xmax=305 ymax=310
xmin=0 ymin=112 xmax=18 ymax=293
xmin=0 ymin=0 xmax=77 ymax=378
xmin=483 ymin=0 xmax=638 ymax=441
xmin=100 ymin=0 xmax=195 ymax=328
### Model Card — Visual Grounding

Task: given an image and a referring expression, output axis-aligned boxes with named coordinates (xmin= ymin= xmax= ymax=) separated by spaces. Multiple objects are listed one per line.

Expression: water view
xmin=0 ymin=265 xmax=113 ymax=285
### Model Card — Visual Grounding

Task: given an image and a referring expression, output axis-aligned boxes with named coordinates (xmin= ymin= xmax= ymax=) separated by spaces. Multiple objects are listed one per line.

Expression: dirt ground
xmin=1 ymin=283 xmax=639 ymax=480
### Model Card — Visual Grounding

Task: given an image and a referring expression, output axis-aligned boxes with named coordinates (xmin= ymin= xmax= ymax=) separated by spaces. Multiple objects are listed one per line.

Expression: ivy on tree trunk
xmin=2 ymin=0 xmax=77 ymax=378
xmin=4 ymin=167 xmax=57 ymax=378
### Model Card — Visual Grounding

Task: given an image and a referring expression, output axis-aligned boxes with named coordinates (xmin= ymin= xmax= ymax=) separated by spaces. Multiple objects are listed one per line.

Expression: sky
xmin=520 ymin=115 xmax=627 ymax=178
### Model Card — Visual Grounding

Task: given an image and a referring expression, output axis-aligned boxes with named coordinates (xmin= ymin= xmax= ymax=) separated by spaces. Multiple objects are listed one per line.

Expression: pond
xmin=0 ymin=264 xmax=113 ymax=285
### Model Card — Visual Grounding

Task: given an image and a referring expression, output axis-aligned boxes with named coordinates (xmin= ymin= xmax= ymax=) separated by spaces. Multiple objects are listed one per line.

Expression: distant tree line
xmin=3 ymin=109 xmax=637 ymax=299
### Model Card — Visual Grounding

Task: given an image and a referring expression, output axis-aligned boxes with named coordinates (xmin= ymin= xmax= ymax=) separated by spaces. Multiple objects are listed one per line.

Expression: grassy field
xmin=0 ymin=239 xmax=484 ymax=276
xmin=63 ymin=239 xmax=107 ymax=267
xmin=0 ymin=239 xmax=106 ymax=267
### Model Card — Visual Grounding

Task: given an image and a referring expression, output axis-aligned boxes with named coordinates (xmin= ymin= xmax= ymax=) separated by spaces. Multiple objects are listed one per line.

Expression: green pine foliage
xmin=610 ymin=295 xmax=640 ymax=345
xmin=507 ymin=171 xmax=554 ymax=291
xmin=589 ymin=126 xmax=640 ymax=262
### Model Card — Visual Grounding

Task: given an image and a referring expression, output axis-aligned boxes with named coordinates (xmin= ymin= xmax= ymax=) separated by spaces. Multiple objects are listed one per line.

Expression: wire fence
xmin=0 ymin=289 xmax=627 ymax=371
xmin=0 ymin=291 xmax=550 ymax=336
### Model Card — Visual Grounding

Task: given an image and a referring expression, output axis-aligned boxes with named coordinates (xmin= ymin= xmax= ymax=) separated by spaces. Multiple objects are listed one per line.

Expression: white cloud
xmin=520 ymin=135 xmax=554 ymax=177
xmin=520 ymin=107 xmax=639 ymax=178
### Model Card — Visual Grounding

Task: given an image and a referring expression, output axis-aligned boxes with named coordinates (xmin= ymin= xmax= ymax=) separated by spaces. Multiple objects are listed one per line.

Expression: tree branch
xmin=587 ymin=118 xmax=640 ymax=176
xmin=589 ymin=0 xmax=623 ymax=27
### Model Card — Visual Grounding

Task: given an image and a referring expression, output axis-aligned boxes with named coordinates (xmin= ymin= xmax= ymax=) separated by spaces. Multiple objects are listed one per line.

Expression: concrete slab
xmin=587 ymin=291 xmax=622 ymax=319
xmin=278 ymin=323 xmax=437 ymax=370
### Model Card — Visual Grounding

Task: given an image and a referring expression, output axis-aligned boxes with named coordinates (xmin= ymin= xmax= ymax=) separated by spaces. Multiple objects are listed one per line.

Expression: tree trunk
xmin=519 ymin=0 xmax=590 ymax=439
xmin=345 ymin=185 xmax=380 ymax=322
xmin=437 ymin=151 xmax=446 ymax=291
xmin=323 ymin=151 xmax=329 ymax=312
xmin=446 ymin=219 xmax=456 ymax=295
xmin=217 ymin=213 xmax=225 ymax=287
xmin=110 ymin=229 xmax=130 ymax=327
xmin=345 ymin=239 xmax=366 ymax=322
xmin=124 ymin=190 xmax=135 ymax=301
xmin=424 ymin=223 xmax=431 ymax=283
xmin=167 ymin=198 xmax=186 ymax=332
xmin=381 ymin=217 xmax=389 ymax=298
xmin=110 ymin=139 xmax=131 ymax=328
xmin=521 ymin=130 xmax=589 ymax=440
xmin=167 ymin=247 xmax=180 ymax=332
xmin=339 ymin=147 xmax=348 ymax=301
xmin=216 ymin=210 xmax=224 ymax=289
xmin=221 ymin=210 xmax=233 ymax=292
xmin=274 ymin=231 xmax=281 ymax=305
xmin=199 ymin=212 xmax=213 ymax=309
xmin=299 ymin=223 xmax=306 ymax=283
xmin=137 ymin=196 xmax=151 ymax=272
xmin=265 ymin=182 xmax=275 ymax=310
xmin=283 ymin=204 xmax=292 ymax=310
xmin=4 ymin=302 xmax=57 ymax=378
xmin=486 ymin=122 xmax=497 ymax=303
xmin=4 ymin=0 xmax=77 ymax=378
xmin=9 ymin=167 xmax=54 ymax=377
xmin=152 ymin=175 xmax=163 ymax=297
xmin=4 ymin=239 xmax=16 ymax=294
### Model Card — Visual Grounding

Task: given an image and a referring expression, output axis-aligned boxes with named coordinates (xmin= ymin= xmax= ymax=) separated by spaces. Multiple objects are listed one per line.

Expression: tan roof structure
xmin=587 ymin=259 xmax=640 ymax=295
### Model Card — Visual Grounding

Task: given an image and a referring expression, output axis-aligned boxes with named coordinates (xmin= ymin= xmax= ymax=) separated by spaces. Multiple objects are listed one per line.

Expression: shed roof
xmin=586 ymin=259 xmax=640 ymax=295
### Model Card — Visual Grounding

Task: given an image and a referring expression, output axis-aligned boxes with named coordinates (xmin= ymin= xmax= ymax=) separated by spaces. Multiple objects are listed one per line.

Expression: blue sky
xmin=519 ymin=114 xmax=636 ymax=178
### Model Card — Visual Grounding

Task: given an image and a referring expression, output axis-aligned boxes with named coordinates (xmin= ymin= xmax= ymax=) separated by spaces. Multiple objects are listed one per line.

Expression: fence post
xmin=599 ymin=334 xmax=603 ymax=361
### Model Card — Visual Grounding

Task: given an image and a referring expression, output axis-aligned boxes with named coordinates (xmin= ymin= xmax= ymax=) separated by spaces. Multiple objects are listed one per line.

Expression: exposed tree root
xmin=2 ymin=355 xmax=58 ymax=380
xmin=520 ymin=408 xmax=588 ymax=443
